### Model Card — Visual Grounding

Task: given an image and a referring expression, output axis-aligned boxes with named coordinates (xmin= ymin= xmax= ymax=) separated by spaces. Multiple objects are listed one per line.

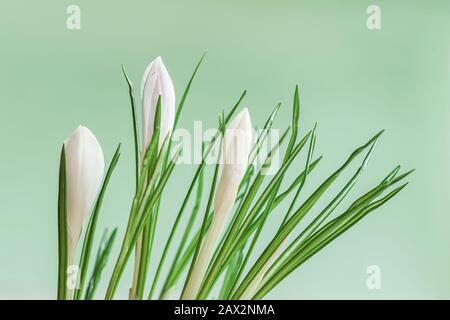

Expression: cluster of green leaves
xmin=56 ymin=53 xmax=411 ymax=300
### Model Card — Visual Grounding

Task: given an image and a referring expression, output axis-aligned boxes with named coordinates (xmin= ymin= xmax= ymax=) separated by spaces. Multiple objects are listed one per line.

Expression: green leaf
xmin=249 ymin=103 xmax=282 ymax=164
xmin=150 ymin=166 xmax=205 ymax=299
xmin=273 ymin=156 xmax=322 ymax=207
xmin=225 ymin=158 xmax=323 ymax=264
xmin=198 ymin=128 xmax=303 ymax=299
xmin=175 ymin=52 xmax=207 ymax=127
xmin=208 ymin=103 xmax=283 ymax=283
xmin=272 ymin=130 xmax=379 ymax=271
xmin=217 ymin=89 xmax=301 ymax=299
xmin=280 ymin=124 xmax=317 ymax=227
xmin=232 ymin=130 xmax=383 ymax=299
xmin=133 ymin=96 xmax=162 ymax=299
xmin=74 ymin=144 xmax=121 ymax=300
xmin=235 ymin=165 xmax=254 ymax=204
xmin=57 ymin=145 xmax=68 ymax=300
xmin=225 ymin=91 xmax=247 ymax=124
xmin=229 ymin=126 xmax=317 ymax=299
xmin=105 ymin=138 xmax=180 ymax=299
xmin=286 ymin=85 xmax=300 ymax=158
xmin=121 ymin=65 xmax=140 ymax=190
xmin=164 ymin=213 xmax=214 ymax=293
xmin=85 ymin=228 xmax=117 ymax=300
xmin=254 ymin=181 xmax=408 ymax=299
xmin=181 ymin=119 xmax=225 ymax=299
xmin=260 ymin=136 xmax=382 ymax=293
xmin=153 ymin=92 xmax=246 ymax=298
xmin=219 ymin=250 xmax=244 ymax=299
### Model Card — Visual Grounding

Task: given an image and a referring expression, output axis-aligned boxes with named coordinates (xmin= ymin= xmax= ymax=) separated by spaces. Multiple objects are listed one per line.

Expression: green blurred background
xmin=0 ymin=0 xmax=449 ymax=299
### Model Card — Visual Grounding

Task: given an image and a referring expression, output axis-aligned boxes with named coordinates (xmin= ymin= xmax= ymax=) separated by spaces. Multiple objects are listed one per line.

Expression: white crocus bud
xmin=64 ymin=126 xmax=105 ymax=266
xmin=141 ymin=56 xmax=176 ymax=151
xmin=182 ymin=108 xmax=252 ymax=299
xmin=130 ymin=56 xmax=176 ymax=300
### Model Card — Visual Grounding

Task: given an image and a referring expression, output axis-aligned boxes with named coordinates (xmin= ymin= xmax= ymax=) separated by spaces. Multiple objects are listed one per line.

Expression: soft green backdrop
xmin=0 ymin=0 xmax=449 ymax=299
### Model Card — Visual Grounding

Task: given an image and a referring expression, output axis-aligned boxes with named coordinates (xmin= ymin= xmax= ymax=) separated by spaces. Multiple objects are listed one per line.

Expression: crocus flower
xmin=64 ymin=126 xmax=105 ymax=266
xmin=140 ymin=56 xmax=176 ymax=151
xmin=182 ymin=108 xmax=252 ymax=299
xmin=130 ymin=56 xmax=176 ymax=299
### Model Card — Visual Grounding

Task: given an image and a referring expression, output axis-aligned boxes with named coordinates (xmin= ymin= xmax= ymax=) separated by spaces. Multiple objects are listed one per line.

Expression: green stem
xmin=134 ymin=214 xmax=152 ymax=299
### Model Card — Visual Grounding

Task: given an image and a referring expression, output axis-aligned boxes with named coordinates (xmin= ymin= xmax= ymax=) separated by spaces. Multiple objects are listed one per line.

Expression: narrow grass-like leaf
xmin=104 ymin=138 xmax=158 ymax=299
xmin=150 ymin=167 xmax=204 ymax=299
xmin=225 ymin=91 xmax=247 ymax=123
xmin=273 ymin=157 xmax=322 ymax=207
xmin=293 ymin=133 xmax=376 ymax=243
xmin=265 ymin=142 xmax=378 ymax=281
xmin=105 ymin=139 xmax=180 ymax=299
xmin=164 ymin=214 xmax=213 ymax=294
xmin=220 ymin=87 xmax=301 ymax=298
xmin=121 ymin=65 xmax=139 ymax=190
xmin=280 ymin=124 xmax=317 ymax=227
xmin=235 ymin=165 xmax=254 ymax=204
xmin=207 ymin=103 xmax=283 ymax=279
xmin=153 ymin=92 xmax=245 ymax=298
xmin=74 ymin=144 xmax=121 ymax=300
xmin=132 ymin=97 xmax=162 ymax=299
xmin=219 ymin=102 xmax=283 ymax=258
xmin=174 ymin=52 xmax=206 ymax=126
xmin=287 ymin=85 xmax=300 ymax=156
xmin=232 ymin=126 xmax=317 ymax=299
xmin=85 ymin=228 xmax=117 ymax=300
xmin=243 ymin=129 xmax=377 ymax=298
xmin=249 ymin=103 xmax=282 ymax=164
xmin=232 ymin=130 xmax=383 ymax=299
xmin=57 ymin=145 xmax=68 ymax=300
xmin=225 ymin=158 xmax=324 ymax=264
xmin=181 ymin=117 xmax=225 ymax=299
xmin=254 ymin=182 xmax=408 ymax=299
xmin=219 ymin=250 xmax=244 ymax=299
xmin=198 ymin=128 xmax=304 ymax=299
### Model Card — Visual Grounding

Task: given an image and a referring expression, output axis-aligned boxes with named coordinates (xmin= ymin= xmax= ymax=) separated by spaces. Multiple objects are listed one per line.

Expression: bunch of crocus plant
xmin=56 ymin=54 xmax=413 ymax=300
